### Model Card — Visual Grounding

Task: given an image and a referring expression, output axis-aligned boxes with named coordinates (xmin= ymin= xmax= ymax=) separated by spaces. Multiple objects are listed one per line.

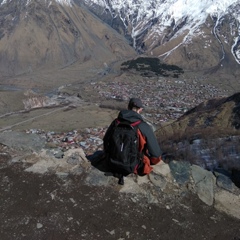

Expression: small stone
xmin=54 ymin=150 xmax=64 ymax=159
xmin=106 ymin=229 xmax=115 ymax=235
xmin=67 ymin=156 xmax=79 ymax=165
xmin=37 ymin=223 xmax=43 ymax=229
xmin=131 ymin=197 xmax=137 ymax=203
xmin=56 ymin=172 xmax=69 ymax=178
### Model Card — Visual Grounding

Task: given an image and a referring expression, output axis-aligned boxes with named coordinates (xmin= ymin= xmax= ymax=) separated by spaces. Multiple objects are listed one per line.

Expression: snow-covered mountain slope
xmin=0 ymin=0 xmax=239 ymax=76
xmin=82 ymin=0 xmax=240 ymax=72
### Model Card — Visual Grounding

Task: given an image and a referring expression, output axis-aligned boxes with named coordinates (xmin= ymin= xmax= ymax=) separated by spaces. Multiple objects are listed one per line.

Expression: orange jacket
xmin=135 ymin=129 xmax=161 ymax=175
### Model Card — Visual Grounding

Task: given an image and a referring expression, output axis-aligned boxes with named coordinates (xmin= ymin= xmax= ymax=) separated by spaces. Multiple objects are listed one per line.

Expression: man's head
xmin=128 ymin=98 xmax=144 ymax=113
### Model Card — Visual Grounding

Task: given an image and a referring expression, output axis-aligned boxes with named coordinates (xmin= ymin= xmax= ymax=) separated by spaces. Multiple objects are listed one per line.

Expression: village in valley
xmin=24 ymin=74 xmax=230 ymax=157
xmin=89 ymin=75 xmax=229 ymax=124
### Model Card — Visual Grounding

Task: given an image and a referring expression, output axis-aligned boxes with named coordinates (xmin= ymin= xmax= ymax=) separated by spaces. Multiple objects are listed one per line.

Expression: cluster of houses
xmin=91 ymin=76 xmax=229 ymax=125
xmin=27 ymin=127 xmax=105 ymax=156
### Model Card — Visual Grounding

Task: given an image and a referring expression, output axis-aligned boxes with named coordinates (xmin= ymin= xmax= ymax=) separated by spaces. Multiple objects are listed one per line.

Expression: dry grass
xmin=159 ymin=126 xmax=240 ymax=170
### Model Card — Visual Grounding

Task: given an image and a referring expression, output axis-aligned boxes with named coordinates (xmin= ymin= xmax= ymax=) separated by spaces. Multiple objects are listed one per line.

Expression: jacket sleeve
xmin=139 ymin=122 xmax=162 ymax=159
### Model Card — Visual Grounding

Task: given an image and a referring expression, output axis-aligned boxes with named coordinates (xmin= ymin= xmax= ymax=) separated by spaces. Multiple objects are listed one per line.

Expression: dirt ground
xmin=0 ymin=151 xmax=240 ymax=240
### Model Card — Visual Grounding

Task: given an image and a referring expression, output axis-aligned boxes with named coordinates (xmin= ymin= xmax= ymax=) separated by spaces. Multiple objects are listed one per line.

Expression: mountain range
xmin=82 ymin=0 xmax=240 ymax=74
xmin=0 ymin=0 xmax=240 ymax=78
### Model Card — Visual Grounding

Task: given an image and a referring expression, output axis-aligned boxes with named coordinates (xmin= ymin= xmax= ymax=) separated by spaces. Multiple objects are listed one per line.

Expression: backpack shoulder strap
xmin=131 ymin=120 xmax=141 ymax=127
xmin=116 ymin=118 xmax=141 ymax=127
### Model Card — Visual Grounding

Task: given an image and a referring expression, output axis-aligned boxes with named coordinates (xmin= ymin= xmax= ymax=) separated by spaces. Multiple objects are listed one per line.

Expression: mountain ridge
xmin=0 ymin=0 xmax=240 ymax=78
xmin=82 ymin=0 xmax=240 ymax=74
xmin=156 ymin=92 xmax=240 ymax=140
xmin=0 ymin=0 xmax=136 ymax=76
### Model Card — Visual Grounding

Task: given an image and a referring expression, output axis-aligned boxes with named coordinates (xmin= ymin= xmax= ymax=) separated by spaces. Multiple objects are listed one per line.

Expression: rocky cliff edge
xmin=0 ymin=130 xmax=240 ymax=221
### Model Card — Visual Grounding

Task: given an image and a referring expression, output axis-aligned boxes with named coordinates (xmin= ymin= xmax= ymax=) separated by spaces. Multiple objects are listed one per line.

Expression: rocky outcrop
xmin=22 ymin=90 xmax=62 ymax=110
xmin=1 ymin=130 xmax=239 ymax=220
xmin=24 ymin=150 xmax=240 ymax=219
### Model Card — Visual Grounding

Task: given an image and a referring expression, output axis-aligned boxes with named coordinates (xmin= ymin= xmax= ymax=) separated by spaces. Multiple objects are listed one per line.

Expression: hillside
xmin=0 ymin=0 xmax=136 ymax=76
xmin=156 ymin=92 xmax=240 ymax=180
xmin=157 ymin=92 xmax=240 ymax=140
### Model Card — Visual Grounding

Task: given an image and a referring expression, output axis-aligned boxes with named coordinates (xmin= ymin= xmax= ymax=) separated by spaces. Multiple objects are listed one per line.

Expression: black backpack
xmin=106 ymin=119 xmax=143 ymax=185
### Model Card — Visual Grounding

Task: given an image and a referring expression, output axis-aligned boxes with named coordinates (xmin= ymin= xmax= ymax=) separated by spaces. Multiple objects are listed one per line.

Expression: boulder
xmin=0 ymin=131 xmax=45 ymax=152
xmin=149 ymin=172 xmax=167 ymax=190
xmin=169 ymin=160 xmax=191 ymax=185
xmin=214 ymin=190 xmax=240 ymax=219
xmin=216 ymin=174 xmax=234 ymax=192
xmin=191 ymin=165 xmax=215 ymax=206
xmin=25 ymin=148 xmax=89 ymax=174
xmin=153 ymin=160 xmax=172 ymax=181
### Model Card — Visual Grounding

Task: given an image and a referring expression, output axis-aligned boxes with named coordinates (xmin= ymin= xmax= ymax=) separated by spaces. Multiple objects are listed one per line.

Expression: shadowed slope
xmin=156 ymin=92 xmax=240 ymax=141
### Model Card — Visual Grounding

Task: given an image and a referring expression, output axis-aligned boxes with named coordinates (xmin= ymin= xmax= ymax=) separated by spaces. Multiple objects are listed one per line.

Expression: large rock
xmin=0 ymin=131 xmax=45 ymax=152
xmin=152 ymin=160 xmax=172 ymax=181
xmin=214 ymin=190 xmax=240 ymax=219
xmin=191 ymin=165 xmax=215 ymax=206
xmin=216 ymin=174 xmax=234 ymax=192
xmin=119 ymin=177 xmax=146 ymax=195
xmin=149 ymin=172 xmax=167 ymax=190
xmin=25 ymin=148 xmax=89 ymax=174
xmin=169 ymin=160 xmax=191 ymax=185
xmin=85 ymin=167 xmax=110 ymax=186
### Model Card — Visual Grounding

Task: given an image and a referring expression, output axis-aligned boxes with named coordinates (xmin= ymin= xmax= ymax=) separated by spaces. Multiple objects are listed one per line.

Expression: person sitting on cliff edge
xmin=103 ymin=97 xmax=162 ymax=176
